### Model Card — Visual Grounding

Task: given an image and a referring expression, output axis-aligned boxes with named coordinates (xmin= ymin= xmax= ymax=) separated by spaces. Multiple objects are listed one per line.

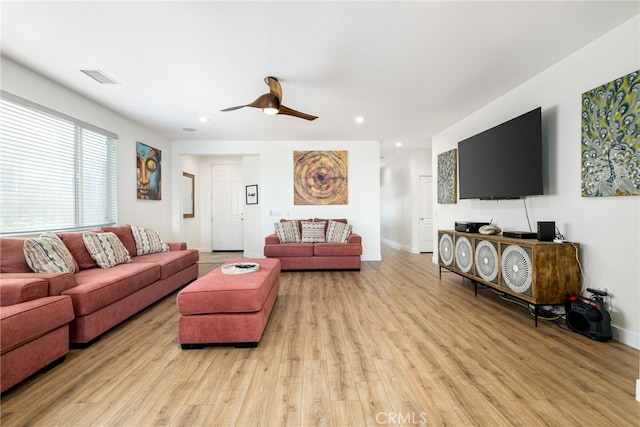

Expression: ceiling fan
xmin=221 ymin=76 xmax=318 ymax=121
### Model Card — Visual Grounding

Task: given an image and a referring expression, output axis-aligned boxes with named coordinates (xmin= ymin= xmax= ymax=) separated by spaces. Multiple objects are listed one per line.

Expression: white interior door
xmin=419 ymin=175 xmax=433 ymax=252
xmin=211 ymin=164 xmax=244 ymax=251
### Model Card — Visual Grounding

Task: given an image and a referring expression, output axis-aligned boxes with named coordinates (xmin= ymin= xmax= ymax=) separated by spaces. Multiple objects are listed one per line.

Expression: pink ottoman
xmin=176 ymin=258 xmax=280 ymax=348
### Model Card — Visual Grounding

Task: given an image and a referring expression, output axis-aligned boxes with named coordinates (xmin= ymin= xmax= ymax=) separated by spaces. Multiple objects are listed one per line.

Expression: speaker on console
xmin=537 ymin=221 xmax=555 ymax=241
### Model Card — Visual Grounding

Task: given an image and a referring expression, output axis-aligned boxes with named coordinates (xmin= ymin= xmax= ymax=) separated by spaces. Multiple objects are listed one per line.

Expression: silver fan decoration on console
xmin=500 ymin=245 xmax=533 ymax=295
xmin=474 ymin=240 xmax=499 ymax=282
xmin=439 ymin=234 xmax=453 ymax=266
xmin=455 ymin=236 xmax=473 ymax=272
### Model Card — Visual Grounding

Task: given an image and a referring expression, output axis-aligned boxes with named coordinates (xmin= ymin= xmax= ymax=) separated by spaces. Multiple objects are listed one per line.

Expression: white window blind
xmin=0 ymin=91 xmax=117 ymax=235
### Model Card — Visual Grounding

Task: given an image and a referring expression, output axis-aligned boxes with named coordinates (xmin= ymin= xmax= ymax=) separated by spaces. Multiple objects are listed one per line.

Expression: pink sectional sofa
xmin=0 ymin=225 xmax=198 ymax=392
xmin=264 ymin=218 xmax=362 ymax=270
xmin=1 ymin=278 xmax=74 ymax=393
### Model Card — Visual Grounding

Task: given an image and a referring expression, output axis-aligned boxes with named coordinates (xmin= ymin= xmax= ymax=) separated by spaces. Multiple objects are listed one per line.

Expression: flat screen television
xmin=457 ymin=107 xmax=543 ymax=200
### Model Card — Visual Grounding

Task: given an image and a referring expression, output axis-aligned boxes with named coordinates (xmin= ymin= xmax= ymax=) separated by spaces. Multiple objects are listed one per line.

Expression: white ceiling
xmin=2 ymin=1 xmax=638 ymax=165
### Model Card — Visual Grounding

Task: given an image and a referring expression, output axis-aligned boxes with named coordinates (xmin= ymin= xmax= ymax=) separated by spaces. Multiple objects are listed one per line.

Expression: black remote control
xmin=236 ymin=263 xmax=255 ymax=269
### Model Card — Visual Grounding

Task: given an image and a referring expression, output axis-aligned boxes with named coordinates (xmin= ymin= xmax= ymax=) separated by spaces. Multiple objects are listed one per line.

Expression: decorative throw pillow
xmin=23 ymin=232 xmax=76 ymax=273
xmin=130 ymin=225 xmax=170 ymax=255
xmin=325 ymin=220 xmax=353 ymax=243
xmin=102 ymin=225 xmax=137 ymax=257
xmin=301 ymin=221 xmax=326 ymax=243
xmin=274 ymin=220 xmax=301 ymax=243
xmin=57 ymin=231 xmax=100 ymax=270
xmin=83 ymin=232 xmax=131 ymax=268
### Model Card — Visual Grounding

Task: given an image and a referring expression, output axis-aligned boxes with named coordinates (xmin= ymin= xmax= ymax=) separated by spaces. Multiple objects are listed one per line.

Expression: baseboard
xmin=612 ymin=325 xmax=640 ymax=350
xmin=242 ymin=250 xmax=264 ymax=259
xmin=381 ymin=238 xmax=412 ymax=253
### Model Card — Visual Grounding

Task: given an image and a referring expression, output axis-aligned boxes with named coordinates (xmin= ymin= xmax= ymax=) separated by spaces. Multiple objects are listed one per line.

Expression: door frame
xmin=418 ymin=174 xmax=434 ymax=253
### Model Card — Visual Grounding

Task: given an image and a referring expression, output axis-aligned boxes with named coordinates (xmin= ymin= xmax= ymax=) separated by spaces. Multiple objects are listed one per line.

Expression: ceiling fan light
xmin=263 ymin=107 xmax=279 ymax=115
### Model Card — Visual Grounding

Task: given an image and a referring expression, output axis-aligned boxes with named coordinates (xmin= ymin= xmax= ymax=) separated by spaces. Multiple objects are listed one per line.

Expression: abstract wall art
xmin=581 ymin=69 xmax=640 ymax=197
xmin=293 ymin=150 xmax=348 ymax=205
xmin=136 ymin=141 xmax=161 ymax=200
xmin=437 ymin=148 xmax=457 ymax=204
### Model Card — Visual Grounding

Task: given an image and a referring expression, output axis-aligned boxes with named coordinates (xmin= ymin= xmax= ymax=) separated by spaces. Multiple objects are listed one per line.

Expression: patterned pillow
xmin=23 ymin=232 xmax=76 ymax=273
xmin=274 ymin=220 xmax=301 ymax=243
xmin=102 ymin=225 xmax=137 ymax=257
xmin=83 ymin=232 xmax=131 ymax=268
xmin=325 ymin=220 xmax=353 ymax=243
xmin=301 ymin=221 xmax=326 ymax=243
xmin=131 ymin=225 xmax=170 ymax=255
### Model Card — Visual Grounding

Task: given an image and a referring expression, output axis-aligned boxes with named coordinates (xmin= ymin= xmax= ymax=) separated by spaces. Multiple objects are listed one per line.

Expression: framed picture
xmin=182 ymin=172 xmax=194 ymax=218
xmin=293 ymin=150 xmax=348 ymax=205
xmin=136 ymin=141 xmax=161 ymax=200
xmin=437 ymin=148 xmax=457 ymax=204
xmin=246 ymin=184 xmax=258 ymax=205
xmin=581 ymin=69 xmax=640 ymax=197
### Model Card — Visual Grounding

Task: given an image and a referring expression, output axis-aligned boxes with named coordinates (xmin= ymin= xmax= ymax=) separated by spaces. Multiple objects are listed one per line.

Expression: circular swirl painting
xmin=294 ymin=150 xmax=348 ymax=205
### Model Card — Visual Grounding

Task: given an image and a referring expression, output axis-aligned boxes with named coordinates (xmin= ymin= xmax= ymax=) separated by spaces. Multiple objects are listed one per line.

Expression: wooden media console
xmin=437 ymin=230 xmax=581 ymax=325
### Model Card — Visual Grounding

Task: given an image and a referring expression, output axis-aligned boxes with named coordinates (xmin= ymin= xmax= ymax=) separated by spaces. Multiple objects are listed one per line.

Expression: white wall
xmin=172 ymin=140 xmax=382 ymax=261
xmin=432 ymin=17 xmax=640 ymax=348
xmin=1 ymin=57 xmax=175 ymax=238
xmin=381 ymin=155 xmax=412 ymax=251
xmin=381 ymin=149 xmax=432 ymax=252
xmin=242 ymin=155 xmax=262 ymax=257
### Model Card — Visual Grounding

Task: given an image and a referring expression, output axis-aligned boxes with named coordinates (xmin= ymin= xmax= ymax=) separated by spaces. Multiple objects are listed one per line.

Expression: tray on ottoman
xmin=176 ymin=258 xmax=280 ymax=348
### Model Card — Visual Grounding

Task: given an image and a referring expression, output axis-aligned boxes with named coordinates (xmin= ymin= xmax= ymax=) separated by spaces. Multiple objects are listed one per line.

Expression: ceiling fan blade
xmin=222 ymin=77 xmax=316 ymax=120
xmin=250 ymin=93 xmax=280 ymax=110
xmin=220 ymin=105 xmax=248 ymax=112
xmin=265 ymin=76 xmax=282 ymax=101
xmin=221 ymin=93 xmax=280 ymax=112
xmin=278 ymin=105 xmax=318 ymax=121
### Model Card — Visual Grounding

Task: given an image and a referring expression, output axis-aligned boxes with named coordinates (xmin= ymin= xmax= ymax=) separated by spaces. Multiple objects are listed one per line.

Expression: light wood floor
xmin=1 ymin=246 xmax=638 ymax=426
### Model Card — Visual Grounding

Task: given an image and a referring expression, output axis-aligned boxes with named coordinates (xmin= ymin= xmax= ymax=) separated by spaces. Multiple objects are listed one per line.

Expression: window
xmin=0 ymin=91 xmax=117 ymax=235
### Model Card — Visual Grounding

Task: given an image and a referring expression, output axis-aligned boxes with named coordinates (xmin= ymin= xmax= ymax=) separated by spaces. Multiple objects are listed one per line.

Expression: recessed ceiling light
xmin=80 ymin=69 xmax=120 ymax=85
xmin=198 ymin=117 xmax=210 ymax=123
xmin=395 ymin=142 xmax=403 ymax=147
xmin=182 ymin=127 xmax=197 ymax=132
xmin=355 ymin=116 xmax=365 ymax=124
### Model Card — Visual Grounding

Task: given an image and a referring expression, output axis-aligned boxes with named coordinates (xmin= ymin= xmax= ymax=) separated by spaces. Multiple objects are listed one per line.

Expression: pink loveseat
xmin=263 ymin=218 xmax=362 ymax=271
xmin=0 ymin=225 xmax=198 ymax=392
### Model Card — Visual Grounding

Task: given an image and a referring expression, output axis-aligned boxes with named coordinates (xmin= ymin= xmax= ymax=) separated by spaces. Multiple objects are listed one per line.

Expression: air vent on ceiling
xmin=80 ymin=69 xmax=120 ymax=85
